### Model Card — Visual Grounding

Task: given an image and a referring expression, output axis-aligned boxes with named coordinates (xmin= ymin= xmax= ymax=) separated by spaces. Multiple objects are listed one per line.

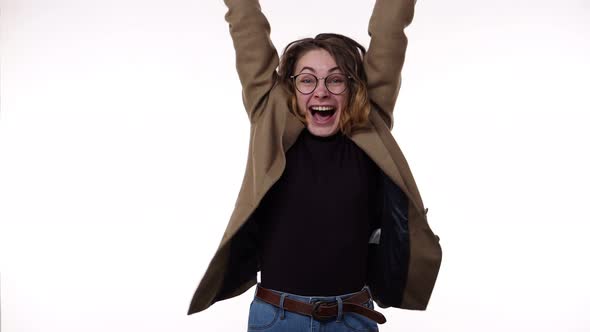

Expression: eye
xmin=298 ymin=75 xmax=316 ymax=85
xmin=328 ymin=75 xmax=346 ymax=84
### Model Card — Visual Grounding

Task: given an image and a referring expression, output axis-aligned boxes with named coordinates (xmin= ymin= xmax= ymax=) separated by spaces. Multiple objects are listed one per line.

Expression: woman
xmin=188 ymin=0 xmax=442 ymax=331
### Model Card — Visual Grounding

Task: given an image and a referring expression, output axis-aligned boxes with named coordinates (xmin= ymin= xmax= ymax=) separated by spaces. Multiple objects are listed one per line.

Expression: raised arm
xmin=364 ymin=0 xmax=416 ymax=130
xmin=224 ymin=0 xmax=279 ymax=123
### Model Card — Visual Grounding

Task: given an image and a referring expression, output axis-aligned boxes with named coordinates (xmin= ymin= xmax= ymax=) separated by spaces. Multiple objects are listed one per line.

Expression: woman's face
xmin=293 ymin=49 xmax=348 ymax=137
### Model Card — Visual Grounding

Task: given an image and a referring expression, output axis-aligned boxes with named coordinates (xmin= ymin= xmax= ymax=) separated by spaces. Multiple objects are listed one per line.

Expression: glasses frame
xmin=290 ymin=73 xmax=353 ymax=95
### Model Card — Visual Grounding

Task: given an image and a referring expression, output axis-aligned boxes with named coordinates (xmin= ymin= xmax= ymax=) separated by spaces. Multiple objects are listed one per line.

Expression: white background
xmin=1 ymin=0 xmax=589 ymax=331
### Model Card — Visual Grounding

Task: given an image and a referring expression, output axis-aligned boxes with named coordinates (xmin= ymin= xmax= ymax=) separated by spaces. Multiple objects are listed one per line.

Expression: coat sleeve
xmin=224 ymin=0 xmax=279 ymax=123
xmin=364 ymin=0 xmax=417 ymax=130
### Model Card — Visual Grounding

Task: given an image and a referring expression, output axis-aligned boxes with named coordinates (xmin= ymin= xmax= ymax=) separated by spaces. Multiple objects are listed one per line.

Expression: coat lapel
xmin=282 ymin=109 xmax=305 ymax=152
xmin=351 ymin=137 xmax=406 ymax=197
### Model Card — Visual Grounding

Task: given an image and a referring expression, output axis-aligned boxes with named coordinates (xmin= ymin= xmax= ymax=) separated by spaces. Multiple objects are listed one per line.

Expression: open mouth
xmin=309 ymin=106 xmax=337 ymax=124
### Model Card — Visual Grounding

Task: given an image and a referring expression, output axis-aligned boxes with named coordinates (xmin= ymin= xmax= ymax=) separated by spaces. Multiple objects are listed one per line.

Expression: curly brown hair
xmin=278 ymin=33 xmax=371 ymax=136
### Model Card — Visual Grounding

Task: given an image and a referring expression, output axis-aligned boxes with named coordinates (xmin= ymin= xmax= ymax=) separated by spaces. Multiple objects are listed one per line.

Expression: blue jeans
xmin=247 ymin=283 xmax=379 ymax=332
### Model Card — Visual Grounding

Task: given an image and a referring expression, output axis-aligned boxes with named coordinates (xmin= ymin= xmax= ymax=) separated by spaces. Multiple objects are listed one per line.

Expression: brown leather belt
xmin=255 ymin=285 xmax=387 ymax=324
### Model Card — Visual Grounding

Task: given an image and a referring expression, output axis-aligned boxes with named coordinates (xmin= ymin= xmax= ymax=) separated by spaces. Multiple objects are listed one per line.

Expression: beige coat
xmin=188 ymin=0 xmax=442 ymax=315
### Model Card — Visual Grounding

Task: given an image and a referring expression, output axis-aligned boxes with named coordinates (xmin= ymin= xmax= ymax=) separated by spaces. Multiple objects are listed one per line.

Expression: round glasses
xmin=290 ymin=73 xmax=351 ymax=95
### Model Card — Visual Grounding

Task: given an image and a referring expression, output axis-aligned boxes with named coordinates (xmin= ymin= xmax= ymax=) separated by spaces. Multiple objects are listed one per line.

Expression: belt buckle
xmin=311 ymin=300 xmax=334 ymax=321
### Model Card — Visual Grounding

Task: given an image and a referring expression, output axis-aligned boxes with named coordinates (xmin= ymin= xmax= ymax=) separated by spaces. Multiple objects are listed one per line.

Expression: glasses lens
xmin=325 ymin=74 xmax=348 ymax=95
xmin=295 ymin=74 xmax=317 ymax=94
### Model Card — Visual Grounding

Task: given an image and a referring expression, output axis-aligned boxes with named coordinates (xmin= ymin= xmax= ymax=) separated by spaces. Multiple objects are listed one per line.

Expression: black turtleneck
xmin=255 ymin=127 xmax=382 ymax=296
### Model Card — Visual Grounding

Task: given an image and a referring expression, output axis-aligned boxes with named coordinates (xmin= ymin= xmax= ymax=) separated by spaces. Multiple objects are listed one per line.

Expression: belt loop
xmin=279 ymin=293 xmax=287 ymax=320
xmin=336 ymin=296 xmax=343 ymax=322
xmin=364 ymin=285 xmax=374 ymax=300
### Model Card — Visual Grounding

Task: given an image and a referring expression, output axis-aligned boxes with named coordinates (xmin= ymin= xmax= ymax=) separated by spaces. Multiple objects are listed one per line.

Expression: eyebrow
xmin=298 ymin=66 xmax=341 ymax=74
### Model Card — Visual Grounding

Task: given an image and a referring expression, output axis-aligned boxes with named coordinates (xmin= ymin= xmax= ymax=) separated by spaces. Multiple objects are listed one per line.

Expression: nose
xmin=313 ymin=80 xmax=329 ymax=98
